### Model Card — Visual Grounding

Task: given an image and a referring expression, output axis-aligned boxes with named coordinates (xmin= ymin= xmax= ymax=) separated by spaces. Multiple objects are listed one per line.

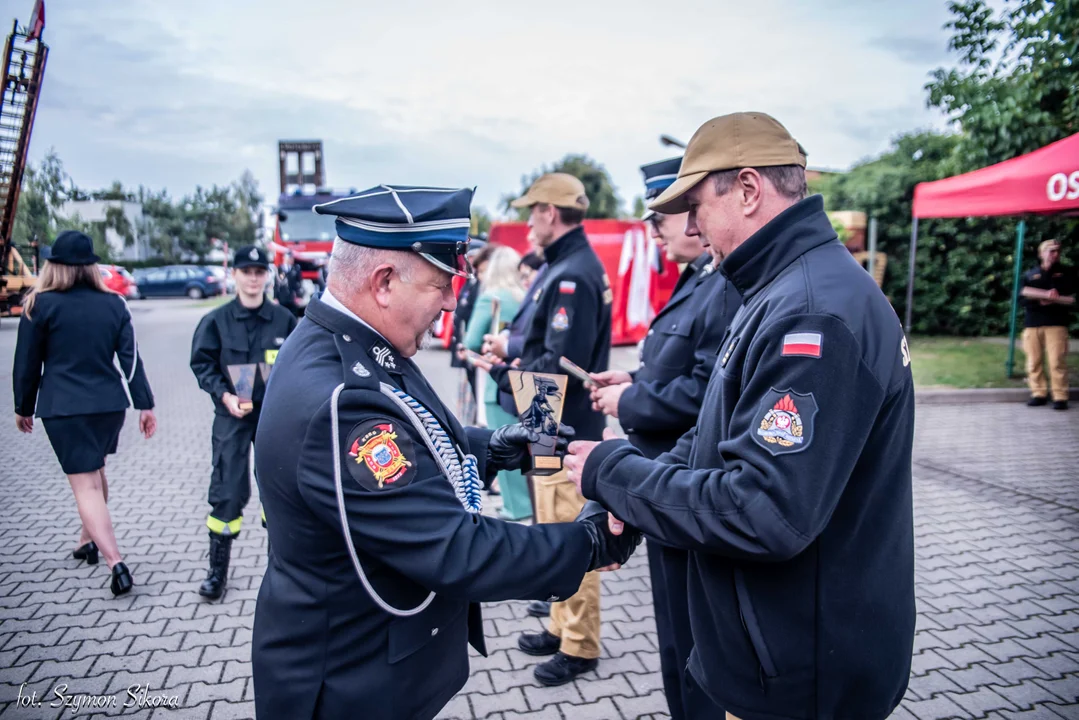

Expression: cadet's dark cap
xmin=234 ymin=245 xmax=270 ymax=269
xmin=510 ymin=173 xmax=590 ymax=211
xmin=314 ymin=185 xmax=475 ymax=278
xmin=649 ymin=112 xmax=807 ymax=214
xmin=639 ymin=157 xmax=682 ymax=219
xmin=50 ymin=230 xmax=100 ymax=266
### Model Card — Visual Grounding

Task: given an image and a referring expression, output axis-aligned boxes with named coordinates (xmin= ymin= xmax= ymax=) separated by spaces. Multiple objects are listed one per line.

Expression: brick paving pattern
xmin=0 ymin=302 xmax=1077 ymax=719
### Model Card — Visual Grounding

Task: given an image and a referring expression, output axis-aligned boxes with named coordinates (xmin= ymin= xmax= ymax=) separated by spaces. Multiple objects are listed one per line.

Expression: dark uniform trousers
xmin=191 ymin=298 xmax=297 ymax=534
xmin=251 ymin=297 xmax=597 ymax=719
xmin=581 ymin=197 xmax=917 ymax=720
xmin=617 ymin=253 xmax=741 ymax=720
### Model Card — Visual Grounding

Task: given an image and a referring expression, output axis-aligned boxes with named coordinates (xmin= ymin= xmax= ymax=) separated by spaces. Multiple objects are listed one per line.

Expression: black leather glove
xmin=486 ymin=423 xmax=577 ymax=474
xmin=486 ymin=423 xmax=538 ymax=473
xmin=576 ymin=500 xmax=642 ymax=571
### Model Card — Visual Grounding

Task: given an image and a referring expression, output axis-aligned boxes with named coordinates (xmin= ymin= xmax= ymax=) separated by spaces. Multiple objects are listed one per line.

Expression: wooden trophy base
xmin=531 ymin=455 xmax=563 ymax=476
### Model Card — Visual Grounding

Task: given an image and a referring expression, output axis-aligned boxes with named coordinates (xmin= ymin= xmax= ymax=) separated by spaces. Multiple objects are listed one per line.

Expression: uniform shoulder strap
xmin=334 ymin=335 xmax=379 ymax=390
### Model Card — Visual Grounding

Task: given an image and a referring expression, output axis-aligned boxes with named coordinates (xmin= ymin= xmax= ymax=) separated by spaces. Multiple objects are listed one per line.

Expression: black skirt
xmin=41 ymin=411 xmax=126 ymax=475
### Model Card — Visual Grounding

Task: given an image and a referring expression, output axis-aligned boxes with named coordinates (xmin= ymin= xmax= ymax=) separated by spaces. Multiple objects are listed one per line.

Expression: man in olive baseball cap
xmin=510 ymin=172 xmax=590 ymax=213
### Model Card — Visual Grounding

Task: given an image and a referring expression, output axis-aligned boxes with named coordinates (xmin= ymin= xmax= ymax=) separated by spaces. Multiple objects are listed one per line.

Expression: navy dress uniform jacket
xmin=252 ymin=297 xmax=596 ymax=720
xmin=619 ymin=253 xmax=741 ymax=459
xmin=13 ymin=286 xmax=154 ymax=418
xmin=190 ymin=298 xmax=297 ymax=415
xmin=581 ymin=196 xmax=916 ymax=720
xmin=491 ymin=227 xmax=612 ymax=440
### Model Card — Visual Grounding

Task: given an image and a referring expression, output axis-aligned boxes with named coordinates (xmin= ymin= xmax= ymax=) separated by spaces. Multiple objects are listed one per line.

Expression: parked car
xmin=133 ymin=265 xmax=225 ymax=299
xmin=99 ymin=265 xmax=138 ymax=299
xmin=202 ymin=265 xmax=235 ymax=294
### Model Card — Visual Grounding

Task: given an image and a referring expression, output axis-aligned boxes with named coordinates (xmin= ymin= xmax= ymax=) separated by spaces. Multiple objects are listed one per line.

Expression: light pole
xmin=660 ymin=134 xmax=686 ymax=149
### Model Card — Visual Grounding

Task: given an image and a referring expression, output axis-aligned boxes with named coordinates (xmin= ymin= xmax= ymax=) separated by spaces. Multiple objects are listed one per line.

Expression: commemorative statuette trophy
xmin=508 ymin=370 xmax=568 ymax=476
xmin=226 ymin=363 xmax=257 ymax=411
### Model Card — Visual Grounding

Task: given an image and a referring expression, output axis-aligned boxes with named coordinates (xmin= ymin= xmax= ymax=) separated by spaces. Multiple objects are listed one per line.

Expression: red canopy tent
xmin=906 ymin=132 xmax=1079 ymax=374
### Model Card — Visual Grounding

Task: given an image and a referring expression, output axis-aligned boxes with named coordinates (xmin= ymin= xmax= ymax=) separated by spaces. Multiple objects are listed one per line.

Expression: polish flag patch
xmin=559 ymin=281 xmax=577 ymax=294
xmin=781 ymin=332 xmax=822 ymax=358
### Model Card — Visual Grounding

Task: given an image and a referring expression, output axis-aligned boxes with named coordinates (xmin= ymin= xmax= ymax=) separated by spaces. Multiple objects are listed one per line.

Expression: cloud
xmin=21 ymin=0 xmax=958 ymax=215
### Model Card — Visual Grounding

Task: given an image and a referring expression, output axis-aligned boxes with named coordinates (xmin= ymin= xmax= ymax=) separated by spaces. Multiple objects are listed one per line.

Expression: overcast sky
xmin=9 ymin=0 xmax=960 ymax=216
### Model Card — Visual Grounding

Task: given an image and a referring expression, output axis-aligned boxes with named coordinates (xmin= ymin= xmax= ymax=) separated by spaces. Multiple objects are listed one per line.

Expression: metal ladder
xmin=0 ymin=18 xmax=47 ymax=258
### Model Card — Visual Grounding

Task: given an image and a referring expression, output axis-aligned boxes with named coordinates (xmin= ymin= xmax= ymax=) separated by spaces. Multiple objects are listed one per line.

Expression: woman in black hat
xmin=12 ymin=230 xmax=157 ymax=596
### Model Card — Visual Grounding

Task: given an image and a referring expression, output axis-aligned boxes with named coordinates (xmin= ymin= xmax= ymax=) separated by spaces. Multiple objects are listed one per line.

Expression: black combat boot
xmin=198 ymin=532 xmax=233 ymax=600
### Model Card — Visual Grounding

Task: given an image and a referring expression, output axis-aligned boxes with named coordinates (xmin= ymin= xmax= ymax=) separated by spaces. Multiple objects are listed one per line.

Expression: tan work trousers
xmin=1023 ymin=326 xmax=1070 ymax=402
xmin=534 ymin=469 xmax=601 ymax=659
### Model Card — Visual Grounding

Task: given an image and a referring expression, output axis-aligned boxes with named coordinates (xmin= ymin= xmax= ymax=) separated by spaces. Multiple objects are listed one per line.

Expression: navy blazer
xmin=252 ymin=296 xmax=595 ymax=720
xmin=13 ymin=286 xmax=154 ymax=418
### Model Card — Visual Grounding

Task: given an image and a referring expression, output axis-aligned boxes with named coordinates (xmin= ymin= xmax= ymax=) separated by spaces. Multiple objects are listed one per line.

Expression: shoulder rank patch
xmin=752 ymin=389 xmax=818 ymax=456
xmin=345 ymin=419 xmax=416 ymax=491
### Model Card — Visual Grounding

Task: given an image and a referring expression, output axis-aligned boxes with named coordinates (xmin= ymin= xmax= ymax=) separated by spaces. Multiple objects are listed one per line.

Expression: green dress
xmin=464 ymin=288 xmax=531 ymax=520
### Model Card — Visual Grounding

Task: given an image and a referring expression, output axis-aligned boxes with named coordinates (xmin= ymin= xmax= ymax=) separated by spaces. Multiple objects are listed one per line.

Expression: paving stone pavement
xmin=0 ymin=301 xmax=1077 ymax=720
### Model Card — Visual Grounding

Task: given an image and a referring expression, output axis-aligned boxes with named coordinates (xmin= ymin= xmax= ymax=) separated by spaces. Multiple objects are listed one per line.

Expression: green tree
xmin=500 ymin=154 xmax=623 ymax=220
xmin=926 ymin=0 xmax=1078 ymax=168
xmin=631 ymin=196 xmax=647 ymax=219
xmin=470 ymin=207 xmax=492 ymax=237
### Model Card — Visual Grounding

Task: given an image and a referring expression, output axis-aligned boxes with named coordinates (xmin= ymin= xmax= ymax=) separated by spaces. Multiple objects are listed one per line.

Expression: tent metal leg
xmin=904 ymin=218 xmax=918 ymax=334
xmin=1005 ymin=220 xmax=1027 ymax=378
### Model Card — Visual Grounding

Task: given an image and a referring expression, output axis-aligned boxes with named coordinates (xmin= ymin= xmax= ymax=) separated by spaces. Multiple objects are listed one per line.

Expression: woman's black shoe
xmin=72 ymin=542 xmax=99 ymax=565
xmin=110 ymin=562 xmax=132 ymax=596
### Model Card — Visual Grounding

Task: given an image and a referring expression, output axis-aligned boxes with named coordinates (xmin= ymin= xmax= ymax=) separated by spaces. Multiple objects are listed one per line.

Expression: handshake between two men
xmin=486 ymin=421 xmax=640 ymax=572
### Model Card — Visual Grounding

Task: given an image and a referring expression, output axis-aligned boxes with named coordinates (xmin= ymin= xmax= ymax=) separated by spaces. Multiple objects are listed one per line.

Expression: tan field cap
xmin=510 ymin=172 xmax=590 ymax=211
xmin=648 ymin=112 xmax=807 ymax=214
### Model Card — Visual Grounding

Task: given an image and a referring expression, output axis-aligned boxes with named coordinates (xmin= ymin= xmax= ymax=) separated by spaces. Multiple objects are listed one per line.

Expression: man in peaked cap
xmin=587 ymin=156 xmax=740 ymax=719
xmin=190 ymin=244 xmax=298 ymax=600
xmin=481 ymin=172 xmax=615 ymax=686
xmin=566 ymin=112 xmax=917 ymax=720
xmin=251 ymin=184 xmax=639 ymax=720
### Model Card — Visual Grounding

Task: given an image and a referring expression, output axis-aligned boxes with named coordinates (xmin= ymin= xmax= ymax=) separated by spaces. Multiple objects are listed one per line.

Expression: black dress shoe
xmin=1053 ymin=400 xmax=1069 ymax=411
xmin=517 ymin=630 xmax=561 ymax=656
xmin=72 ymin=542 xmax=99 ymax=565
xmin=533 ymin=652 xmax=598 ymax=686
xmin=1028 ymin=396 xmax=1048 ymax=407
xmin=526 ymin=600 xmax=550 ymax=618
xmin=110 ymin=562 xmax=132 ymax=596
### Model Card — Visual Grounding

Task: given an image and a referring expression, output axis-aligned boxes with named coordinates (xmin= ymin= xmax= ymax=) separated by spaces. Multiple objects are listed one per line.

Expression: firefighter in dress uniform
xmin=189 ymin=245 xmax=298 ymax=599
xmin=250 ymin=185 xmax=640 ymax=720
xmin=587 ymin=157 xmax=740 ymax=719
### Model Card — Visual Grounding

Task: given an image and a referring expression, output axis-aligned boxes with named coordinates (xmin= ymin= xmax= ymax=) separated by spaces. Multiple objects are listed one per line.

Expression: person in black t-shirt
xmin=1020 ymin=239 xmax=1076 ymax=410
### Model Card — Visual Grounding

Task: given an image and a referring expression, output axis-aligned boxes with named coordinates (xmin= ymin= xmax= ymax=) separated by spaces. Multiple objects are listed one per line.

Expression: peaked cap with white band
xmin=313 ymin=185 xmax=476 ymax=278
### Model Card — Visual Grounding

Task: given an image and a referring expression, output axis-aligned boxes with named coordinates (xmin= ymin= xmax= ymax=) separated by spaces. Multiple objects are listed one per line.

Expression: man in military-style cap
xmin=587 ymin=156 xmax=740 ymax=719
xmin=566 ymin=112 xmax=917 ymax=720
xmin=251 ymin=184 xmax=639 ymax=720
xmin=190 ymin=245 xmax=298 ymax=600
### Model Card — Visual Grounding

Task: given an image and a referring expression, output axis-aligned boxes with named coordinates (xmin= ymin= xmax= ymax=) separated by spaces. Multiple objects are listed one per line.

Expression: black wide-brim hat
xmin=50 ymin=230 xmax=100 ymax=266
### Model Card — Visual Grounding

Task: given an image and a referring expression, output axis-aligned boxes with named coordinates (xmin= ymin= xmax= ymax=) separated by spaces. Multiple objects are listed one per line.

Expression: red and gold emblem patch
xmin=345 ymin=420 xmax=415 ymax=490
xmin=753 ymin=389 xmax=818 ymax=456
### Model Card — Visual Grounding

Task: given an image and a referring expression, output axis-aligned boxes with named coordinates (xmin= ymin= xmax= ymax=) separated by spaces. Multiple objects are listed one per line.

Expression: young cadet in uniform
xmin=250 ymin=185 xmax=639 ymax=720
xmin=588 ymin=157 xmax=739 ymax=720
xmin=1020 ymin=239 xmax=1075 ymax=410
xmin=566 ymin=113 xmax=917 ymax=720
xmin=190 ymin=245 xmax=298 ymax=599
xmin=483 ymin=173 xmax=614 ymax=685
